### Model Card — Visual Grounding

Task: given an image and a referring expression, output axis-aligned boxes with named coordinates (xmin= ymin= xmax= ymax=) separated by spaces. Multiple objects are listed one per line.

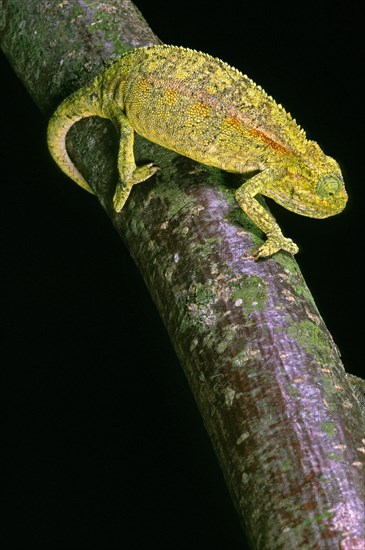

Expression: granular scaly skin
xmin=47 ymin=45 xmax=348 ymax=258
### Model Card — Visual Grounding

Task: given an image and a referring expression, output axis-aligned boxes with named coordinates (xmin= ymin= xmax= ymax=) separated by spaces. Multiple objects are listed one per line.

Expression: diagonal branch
xmin=1 ymin=1 xmax=364 ymax=548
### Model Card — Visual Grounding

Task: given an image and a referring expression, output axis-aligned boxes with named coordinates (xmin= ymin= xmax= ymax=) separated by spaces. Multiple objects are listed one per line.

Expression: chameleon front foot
xmin=253 ymin=234 xmax=299 ymax=259
xmin=113 ymin=163 xmax=160 ymax=212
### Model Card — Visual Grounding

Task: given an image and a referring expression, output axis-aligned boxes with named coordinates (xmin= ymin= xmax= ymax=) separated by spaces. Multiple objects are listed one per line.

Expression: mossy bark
xmin=1 ymin=1 xmax=364 ymax=548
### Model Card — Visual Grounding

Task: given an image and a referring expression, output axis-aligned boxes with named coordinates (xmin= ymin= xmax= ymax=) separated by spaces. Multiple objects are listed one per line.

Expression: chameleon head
xmin=266 ymin=149 xmax=348 ymax=219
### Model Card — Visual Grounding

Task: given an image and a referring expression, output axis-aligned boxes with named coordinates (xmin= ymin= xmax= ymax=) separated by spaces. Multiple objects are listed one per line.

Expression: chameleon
xmin=47 ymin=45 xmax=348 ymax=258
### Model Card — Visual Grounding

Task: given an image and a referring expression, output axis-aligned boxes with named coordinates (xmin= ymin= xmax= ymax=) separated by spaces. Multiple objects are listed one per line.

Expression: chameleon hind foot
xmin=113 ymin=163 xmax=160 ymax=212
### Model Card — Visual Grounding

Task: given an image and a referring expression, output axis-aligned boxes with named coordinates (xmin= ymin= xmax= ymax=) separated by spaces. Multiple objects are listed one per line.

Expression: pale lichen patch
xmin=190 ymin=338 xmax=198 ymax=352
xmin=224 ymin=386 xmax=236 ymax=408
xmin=237 ymin=432 xmax=249 ymax=445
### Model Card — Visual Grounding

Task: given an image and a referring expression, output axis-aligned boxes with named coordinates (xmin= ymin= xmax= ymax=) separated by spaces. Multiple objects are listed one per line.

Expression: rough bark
xmin=1 ymin=1 xmax=364 ymax=548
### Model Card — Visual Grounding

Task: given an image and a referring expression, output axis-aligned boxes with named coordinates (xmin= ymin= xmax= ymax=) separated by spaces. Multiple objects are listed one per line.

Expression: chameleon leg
xmin=235 ymin=173 xmax=299 ymax=259
xmin=112 ymin=112 xmax=159 ymax=212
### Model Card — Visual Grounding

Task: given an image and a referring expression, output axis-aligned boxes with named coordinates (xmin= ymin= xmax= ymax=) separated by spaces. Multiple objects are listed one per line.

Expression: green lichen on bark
xmin=231 ymin=274 xmax=268 ymax=313
xmin=286 ymin=319 xmax=333 ymax=358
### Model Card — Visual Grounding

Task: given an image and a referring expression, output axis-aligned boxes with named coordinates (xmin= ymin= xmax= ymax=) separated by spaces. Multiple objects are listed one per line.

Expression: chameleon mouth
xmin=269 ymin=188 xmax=348 ymax=219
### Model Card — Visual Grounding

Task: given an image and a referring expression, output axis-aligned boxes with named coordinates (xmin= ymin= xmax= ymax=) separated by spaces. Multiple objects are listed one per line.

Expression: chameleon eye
xmin=316 ymin=175 xmax=342 ymax=198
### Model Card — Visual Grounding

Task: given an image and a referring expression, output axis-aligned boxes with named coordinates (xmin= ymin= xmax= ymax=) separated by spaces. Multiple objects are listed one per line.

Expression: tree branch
xmin=1 ymin=1 xmax=364 ymax=547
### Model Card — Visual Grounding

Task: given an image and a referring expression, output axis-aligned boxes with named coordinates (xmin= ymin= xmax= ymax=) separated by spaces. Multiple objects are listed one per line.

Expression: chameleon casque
xmin=47 ymin=45 xmax=347 ymax=258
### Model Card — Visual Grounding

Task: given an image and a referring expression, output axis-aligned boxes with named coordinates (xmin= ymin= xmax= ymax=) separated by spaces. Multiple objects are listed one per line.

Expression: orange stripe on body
xmin=225 ymin=115 xmax=243 ymax=132
xmin=224 ymin=116 xmax=289 ymax=155
xmin=248 ymin=127 xmax=289 ymax=154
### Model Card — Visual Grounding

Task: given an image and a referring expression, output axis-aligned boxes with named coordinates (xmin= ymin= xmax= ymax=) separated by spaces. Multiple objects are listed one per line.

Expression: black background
xmin=2 ymin=1 xmax=363 ymax=548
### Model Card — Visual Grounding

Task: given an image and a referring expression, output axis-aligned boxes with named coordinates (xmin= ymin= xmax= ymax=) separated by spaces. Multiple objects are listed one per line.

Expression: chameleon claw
xmin=253 ymin=235 xmax=299 ymax=259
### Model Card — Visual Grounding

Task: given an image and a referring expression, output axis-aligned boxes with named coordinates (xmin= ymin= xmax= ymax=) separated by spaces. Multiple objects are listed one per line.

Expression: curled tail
xmin=47 ymin=87 xmax=103 ymax=194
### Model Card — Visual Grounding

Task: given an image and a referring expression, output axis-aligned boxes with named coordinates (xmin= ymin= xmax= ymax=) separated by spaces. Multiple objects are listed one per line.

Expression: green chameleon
xmin=47 ymin=45 xmax=347 ymax=258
